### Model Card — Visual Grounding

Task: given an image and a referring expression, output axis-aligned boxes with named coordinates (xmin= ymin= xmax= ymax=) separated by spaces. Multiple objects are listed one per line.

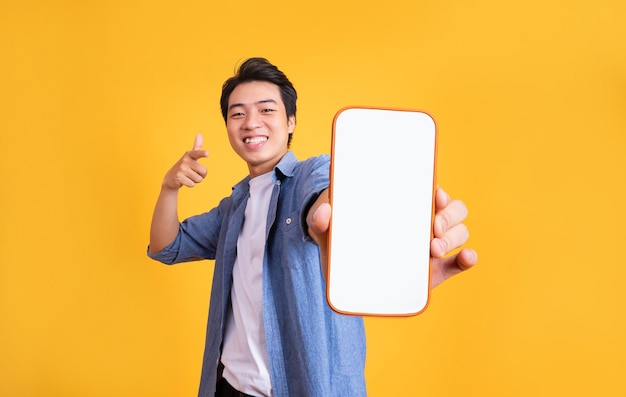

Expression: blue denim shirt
xmin=148 ymin=152 xmax=366 ymax=397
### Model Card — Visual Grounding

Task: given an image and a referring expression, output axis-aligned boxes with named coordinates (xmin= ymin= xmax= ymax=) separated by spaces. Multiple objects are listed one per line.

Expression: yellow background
xmin=1 ymin=0 xmax=625 ymax=396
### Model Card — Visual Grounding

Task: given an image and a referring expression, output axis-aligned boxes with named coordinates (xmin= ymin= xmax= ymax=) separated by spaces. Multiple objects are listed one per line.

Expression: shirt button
xmin=285 ymin=217 xmax=292 ymax=225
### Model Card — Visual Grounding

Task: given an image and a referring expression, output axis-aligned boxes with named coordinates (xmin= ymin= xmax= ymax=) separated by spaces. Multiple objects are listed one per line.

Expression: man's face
xmin=226 ymin=80 xmax=295 ymax=178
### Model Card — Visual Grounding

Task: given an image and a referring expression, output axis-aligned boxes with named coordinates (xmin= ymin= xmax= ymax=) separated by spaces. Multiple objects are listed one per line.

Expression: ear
xmin=288 ymin=115 xmax=296 ymax=133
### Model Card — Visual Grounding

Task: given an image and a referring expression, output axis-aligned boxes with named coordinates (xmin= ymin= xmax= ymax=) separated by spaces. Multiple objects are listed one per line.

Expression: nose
xmin=243 ymin=110 xmax=262 ymax=130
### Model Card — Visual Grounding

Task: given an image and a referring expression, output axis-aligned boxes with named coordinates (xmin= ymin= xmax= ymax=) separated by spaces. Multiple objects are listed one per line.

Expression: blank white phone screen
xmin=327 ymin=108 xmax=436 ymax=316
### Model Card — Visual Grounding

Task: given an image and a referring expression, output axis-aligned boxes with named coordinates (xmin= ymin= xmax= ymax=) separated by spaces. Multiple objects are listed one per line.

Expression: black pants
xmin=215 ymin=377 xmax=256 ymax=397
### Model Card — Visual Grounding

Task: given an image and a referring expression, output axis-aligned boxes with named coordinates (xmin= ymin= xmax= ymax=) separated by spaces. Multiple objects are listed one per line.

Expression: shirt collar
xmin=231 ymin=151 xmax=297 ymax=196
xmin=273 ymin=150 xmax=297 ymax=180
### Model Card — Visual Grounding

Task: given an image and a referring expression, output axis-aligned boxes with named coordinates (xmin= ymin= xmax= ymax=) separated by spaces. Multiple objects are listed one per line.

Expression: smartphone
xmin=327 ymin=107 xmax=437 ymax=316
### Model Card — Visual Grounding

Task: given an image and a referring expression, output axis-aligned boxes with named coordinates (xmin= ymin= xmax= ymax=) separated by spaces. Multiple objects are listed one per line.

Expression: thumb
xmin=307 ymin=203 xmax=331 ymax=244
xmin=307 ymin=202 xmax=332 ymax=280
xmin=193 ymin=133 xmax=204 ymax=150
xmin=189 ymin=133 xmax=209 ymax=160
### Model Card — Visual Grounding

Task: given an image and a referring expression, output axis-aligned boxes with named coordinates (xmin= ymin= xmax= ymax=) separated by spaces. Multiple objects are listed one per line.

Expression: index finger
xmin=435 ymin=186 xmax=450 ymax=211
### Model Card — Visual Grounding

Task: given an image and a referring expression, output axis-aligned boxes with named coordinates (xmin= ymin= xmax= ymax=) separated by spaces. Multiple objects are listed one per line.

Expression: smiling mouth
xmin=244 ymin=136 xmax=268 ymax=144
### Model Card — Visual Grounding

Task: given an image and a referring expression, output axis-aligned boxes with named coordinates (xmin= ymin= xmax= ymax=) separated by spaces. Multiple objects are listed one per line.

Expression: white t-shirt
xmin=221 ymin=172 xmax=274 ymax=397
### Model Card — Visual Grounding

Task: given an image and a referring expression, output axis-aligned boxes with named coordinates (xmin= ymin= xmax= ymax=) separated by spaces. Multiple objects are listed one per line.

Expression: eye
xmin=261 ymin=108 xmax=276 ymax=113
xmin=230 ymin=112 xmax=245 ymax=118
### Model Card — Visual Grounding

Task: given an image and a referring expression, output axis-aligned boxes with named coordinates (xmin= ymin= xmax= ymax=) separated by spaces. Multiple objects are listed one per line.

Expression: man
xmin=148 ymin=57 xmax=477 ymax=397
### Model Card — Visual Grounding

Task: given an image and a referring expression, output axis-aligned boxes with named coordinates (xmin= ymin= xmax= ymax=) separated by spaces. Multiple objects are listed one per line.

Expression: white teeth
xmin=244 ymin=136 xmax=267 ymax=144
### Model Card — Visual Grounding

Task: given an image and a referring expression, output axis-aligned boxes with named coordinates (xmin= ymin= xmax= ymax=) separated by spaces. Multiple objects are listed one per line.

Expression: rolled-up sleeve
xmin=147 ymin=202 xmax=225 ymax=265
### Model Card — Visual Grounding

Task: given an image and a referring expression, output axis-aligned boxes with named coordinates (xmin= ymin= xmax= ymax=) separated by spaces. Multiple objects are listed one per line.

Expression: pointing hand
xmin=162 ymin=133 xmax=210 ymax=190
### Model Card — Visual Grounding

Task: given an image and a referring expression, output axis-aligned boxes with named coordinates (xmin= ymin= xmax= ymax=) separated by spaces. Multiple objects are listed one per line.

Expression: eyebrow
xmin=228 ymin=99 xmax=278 ymax=112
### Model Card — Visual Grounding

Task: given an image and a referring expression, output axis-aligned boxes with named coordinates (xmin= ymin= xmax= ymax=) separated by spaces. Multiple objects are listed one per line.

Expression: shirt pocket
xmin=274 ymin=209 xmax=313 ymax=269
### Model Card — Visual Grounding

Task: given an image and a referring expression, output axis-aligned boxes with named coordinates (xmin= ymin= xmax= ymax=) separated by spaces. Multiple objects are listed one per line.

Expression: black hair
xmin=220 ymin=57 xmax=297 ymax=146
